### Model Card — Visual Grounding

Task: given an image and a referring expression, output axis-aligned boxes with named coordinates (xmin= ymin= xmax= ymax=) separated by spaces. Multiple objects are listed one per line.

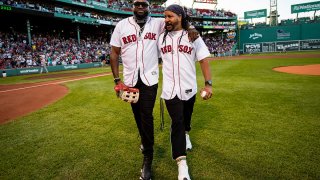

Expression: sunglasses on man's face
xmin=133 ymin=2 xmax=149 ymax=8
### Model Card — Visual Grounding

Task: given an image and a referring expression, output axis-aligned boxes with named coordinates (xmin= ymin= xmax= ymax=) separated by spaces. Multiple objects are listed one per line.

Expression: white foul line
xmin=0 ymin=73 xmax=111 ymax=93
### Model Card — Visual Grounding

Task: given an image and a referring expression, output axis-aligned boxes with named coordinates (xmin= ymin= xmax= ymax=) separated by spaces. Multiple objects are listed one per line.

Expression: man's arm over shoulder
xmin=153 ymin=17 xmax=165 ymax=34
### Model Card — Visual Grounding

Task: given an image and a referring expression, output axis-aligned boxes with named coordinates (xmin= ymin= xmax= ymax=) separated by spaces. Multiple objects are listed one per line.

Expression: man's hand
xmin=114 ymin=82 xmax=140 ymax=103
xmin=187 ymin=27 xmax=199 ymax=42
xmin=200 ymin=85 xmax=213 ymax=100
xmin=114 ymin=81 xmax=128 ymax=97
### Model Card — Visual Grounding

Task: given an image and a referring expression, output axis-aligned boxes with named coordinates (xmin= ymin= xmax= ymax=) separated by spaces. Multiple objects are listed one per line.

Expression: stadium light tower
xmin=269 ymin=0 xmax=278 ymax=26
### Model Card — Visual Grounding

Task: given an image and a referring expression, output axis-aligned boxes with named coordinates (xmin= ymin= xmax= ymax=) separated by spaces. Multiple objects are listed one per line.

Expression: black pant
xmin=183 ymin=95 xmax=196 ymax=132
xmin=165 ymin=95 xmax=196 ymax=159
xmin=131 ymin=77 xmax=158 ymax=157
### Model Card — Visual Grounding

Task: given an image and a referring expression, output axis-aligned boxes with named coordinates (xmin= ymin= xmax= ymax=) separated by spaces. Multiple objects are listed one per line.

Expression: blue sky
xmin=164 ymin=0 xmax=319 ymax=21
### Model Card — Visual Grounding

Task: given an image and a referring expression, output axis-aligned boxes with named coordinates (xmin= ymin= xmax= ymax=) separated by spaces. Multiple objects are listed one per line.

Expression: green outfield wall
xmin=1 ymin=62 xmax=102 ymax=77
xmin=240 ymin=23 xmax=320 ymax=53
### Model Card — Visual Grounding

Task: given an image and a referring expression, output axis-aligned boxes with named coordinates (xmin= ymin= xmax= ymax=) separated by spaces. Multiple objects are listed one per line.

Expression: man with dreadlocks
xmin=158 ymin=4 xmax=213 ymax=180
xmin=110 ymin=1 xmax=199 ymax=179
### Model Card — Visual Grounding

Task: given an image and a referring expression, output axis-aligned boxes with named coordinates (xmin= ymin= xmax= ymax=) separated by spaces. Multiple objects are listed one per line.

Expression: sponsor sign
xmin=276 ymin=41 xmax=299 ymax=51
xmin=291 ymin=1 xmax=320 ymax=14
xmin=276 ymin=29 xmax=291 ymax=40
xmin=19 ymin=69 xmax=39 ymax=74
xmin=249 ymin=33 xmax=263 ymax=40
xmin=242 ymin=39 xmax=320 ymax=53
xmin=97 ymin=20 xmax=112 ymax=25
xmin=244 ymin=43 xmax=261 ymax=53
xmin=244 ymin=9 xmax=267 ymax=19
xmin=194 ymin=0 xmax=217 ymax=4
xmin=227 ymin=31 xmax=236 ymax=39
xmin=203 ymin=25 xmax=236 ymax=29
xmin=63 ymin=65 xmax=78 ymax=70
xmin=92 ymin=1 xmax=109 ymax=8
xmin=300 ymin=39 xmax=320 ymax=50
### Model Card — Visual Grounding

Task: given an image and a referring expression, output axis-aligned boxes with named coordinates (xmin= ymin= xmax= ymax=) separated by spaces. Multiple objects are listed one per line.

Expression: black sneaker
xmin=140 ymin=155 xmax=152 ymax=180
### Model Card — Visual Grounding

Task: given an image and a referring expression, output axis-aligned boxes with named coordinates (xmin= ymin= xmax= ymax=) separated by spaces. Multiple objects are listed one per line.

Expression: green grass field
xmin=1 ymin=53 xmax=320 ymax=179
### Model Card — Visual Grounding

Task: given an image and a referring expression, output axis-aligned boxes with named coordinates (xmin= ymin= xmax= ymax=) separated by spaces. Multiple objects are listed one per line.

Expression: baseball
xmin=201 ymin=90 xmax=207 ymax=98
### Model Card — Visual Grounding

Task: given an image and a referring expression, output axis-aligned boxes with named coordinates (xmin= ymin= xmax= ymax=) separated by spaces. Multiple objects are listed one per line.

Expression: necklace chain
xmin=139 ymin=24 xmax=145 ymax=38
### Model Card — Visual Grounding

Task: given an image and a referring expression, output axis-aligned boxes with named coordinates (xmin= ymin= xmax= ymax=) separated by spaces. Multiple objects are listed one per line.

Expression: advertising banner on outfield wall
xmin=276 ymin=41 xmax=300 ymax=52
xmin=17 ymin=68 xmax=40 ymax=75
xmin=239 ymin=23 xmax=320 ymax=49
xmin=1 ymin=63 xmax=102 ymax=77
xmin=242 ymin=39 xmax=320 ymax=53
xmin=244 ymin=43 xmax=261 ymax=53
xmin=291 ymin=1 xmax=320 ymax=14
xmin=300 ymin=39 xmax=320 ymax=50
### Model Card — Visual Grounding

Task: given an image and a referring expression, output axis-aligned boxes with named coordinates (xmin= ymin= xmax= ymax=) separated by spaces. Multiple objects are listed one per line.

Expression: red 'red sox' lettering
xmin=161 ymin=45 xmax=193 ymax=54
xmin=144 ymin=33 xmax=156 ymax=40
xmin=122 ymin=34 xmax=137 ymax=44
xmin=178 ymin=45 xmax=193 ymax=54
xmin=161 ymin=45 xmax=172 ymax=54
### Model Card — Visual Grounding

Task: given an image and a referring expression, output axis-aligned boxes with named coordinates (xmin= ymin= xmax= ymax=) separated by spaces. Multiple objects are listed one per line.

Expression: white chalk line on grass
xmin=0 ymin=73 xmax=112 ymax=93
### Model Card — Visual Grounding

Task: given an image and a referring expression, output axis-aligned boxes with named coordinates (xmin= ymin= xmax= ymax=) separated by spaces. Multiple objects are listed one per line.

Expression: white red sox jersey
xmin=110 ymin=16 xmax=165 ymax=87
xmin=158 ymin=30 xmax=210 ymax=100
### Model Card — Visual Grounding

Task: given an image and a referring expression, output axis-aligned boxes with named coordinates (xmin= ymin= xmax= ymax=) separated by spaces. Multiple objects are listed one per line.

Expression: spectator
xmin=40 ymin=54 xmax=48 ymax=73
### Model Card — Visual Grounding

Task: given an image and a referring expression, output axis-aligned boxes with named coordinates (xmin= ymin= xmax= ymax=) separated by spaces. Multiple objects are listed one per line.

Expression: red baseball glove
xmin=114 ymin=82 xmax=139 ymax=103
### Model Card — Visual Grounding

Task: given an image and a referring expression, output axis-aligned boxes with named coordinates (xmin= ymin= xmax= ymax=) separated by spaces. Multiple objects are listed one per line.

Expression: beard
xmin=165 ymin=23 xmax=175 ymax=32
xmin=133 ymin=10 xmax=149 ymax=21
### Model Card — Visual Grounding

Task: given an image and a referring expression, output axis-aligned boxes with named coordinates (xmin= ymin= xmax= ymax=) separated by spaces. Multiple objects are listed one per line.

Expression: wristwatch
xmin=205 ymin=80 xmax=212 ymax=86
xmin=114 ymin=77 xmax=121 ymax=84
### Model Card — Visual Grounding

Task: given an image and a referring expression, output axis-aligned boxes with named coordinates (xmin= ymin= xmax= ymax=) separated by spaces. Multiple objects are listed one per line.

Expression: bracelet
xmin=114 ymin=77 xmax=121 ymax=84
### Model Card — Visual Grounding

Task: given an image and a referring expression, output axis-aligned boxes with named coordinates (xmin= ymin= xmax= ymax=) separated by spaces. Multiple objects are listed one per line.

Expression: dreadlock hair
xmin=162 ymin=4 xmax=189 ymax=46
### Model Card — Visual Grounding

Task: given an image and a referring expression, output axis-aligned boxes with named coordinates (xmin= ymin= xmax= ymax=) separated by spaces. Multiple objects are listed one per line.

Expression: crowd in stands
xmin=0 ymin=32 xmax=110 ymax=69
xmin=1 ymin=0 xmax=236 ymax=22
xmin=1 ymin=0 xmax=123 ymax=23
xmin=203 ymin=35 xmax=236 ymax=57
xmin=107 ymin=0 xmax=236 ymax=18
xmin=0 ymin=0 xmax=239 ymax=69
xmin=192 ymin=8 xmax=236 ymax=18
xmin=0 ymin=30 xmax=237 ymax=70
